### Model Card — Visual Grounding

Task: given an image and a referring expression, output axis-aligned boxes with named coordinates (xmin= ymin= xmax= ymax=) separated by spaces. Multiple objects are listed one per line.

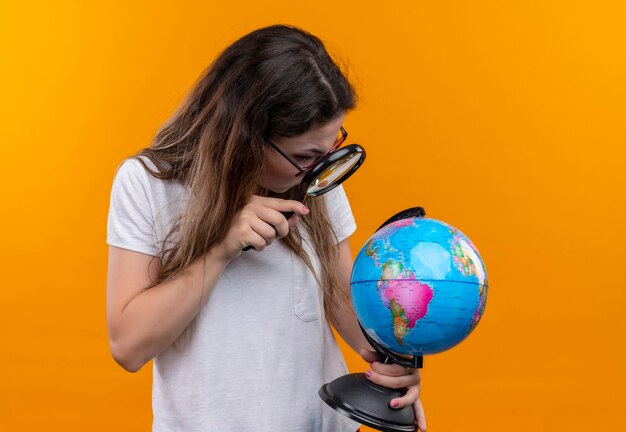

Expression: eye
xmin=295 ymin=154 xmax=316 ymax=163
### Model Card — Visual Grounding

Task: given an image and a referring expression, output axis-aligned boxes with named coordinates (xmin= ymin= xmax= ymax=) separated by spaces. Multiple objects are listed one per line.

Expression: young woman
xmin=106 ymin=24 xmax=426 ymax=431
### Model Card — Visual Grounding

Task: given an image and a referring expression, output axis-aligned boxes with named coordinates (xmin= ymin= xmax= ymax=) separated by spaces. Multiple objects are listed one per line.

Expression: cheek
xmin=260 ymin=155 xmax=297 ymax=191
xmin=261 ymin=154 xmax=283 ymax=179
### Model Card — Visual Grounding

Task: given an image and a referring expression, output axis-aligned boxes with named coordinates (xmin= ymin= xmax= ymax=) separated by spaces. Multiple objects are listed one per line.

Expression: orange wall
xmin=2 ymin=1 xmax=625 ymax=430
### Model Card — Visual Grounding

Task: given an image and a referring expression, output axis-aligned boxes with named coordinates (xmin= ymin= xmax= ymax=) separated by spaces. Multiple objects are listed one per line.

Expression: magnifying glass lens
xmin=306 ymin=151 xmax=363 ymax=196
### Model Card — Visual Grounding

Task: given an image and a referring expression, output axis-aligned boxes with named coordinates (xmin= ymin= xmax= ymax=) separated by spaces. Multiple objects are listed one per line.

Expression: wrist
xmin=205 ymin=240 xmax=241 ymax=262
xmin=205 ymin=241 xmax=235 ymax=268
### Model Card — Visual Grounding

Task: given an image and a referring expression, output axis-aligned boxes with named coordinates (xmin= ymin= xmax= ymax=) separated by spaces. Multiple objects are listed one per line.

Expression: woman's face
xmin=260 ymin=113 xmax=346 ymax=194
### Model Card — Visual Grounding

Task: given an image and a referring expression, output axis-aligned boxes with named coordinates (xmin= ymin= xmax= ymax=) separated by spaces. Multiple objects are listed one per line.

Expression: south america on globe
xmin=351 ymin=217 xmax=488 ymax=356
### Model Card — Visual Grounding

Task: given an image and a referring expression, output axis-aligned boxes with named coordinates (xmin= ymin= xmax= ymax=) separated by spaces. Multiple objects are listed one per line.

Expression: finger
xmin=249 ymin=220 xmax=277 ymax=246
xmin=256 ymin=197 xmax=310 ymax=216
xmin=389 ymin=385 xmax=420 ymax=409
xmin=414 ymin=398 xmax=427 ymax=432
xmin=244 ymin=231 xmax=269 ymax=252
xmin=253 ymin=206 xmax=290 ymax=238
xmin=359 ymin=348 xmax=383 ymax=364
xmin=287 ymin=214 xmax=300 ymax=228
xmin=370 ymin=361 xmax=413 ymax=377
xmin=364 ymin=368 xmax=419 ymax=389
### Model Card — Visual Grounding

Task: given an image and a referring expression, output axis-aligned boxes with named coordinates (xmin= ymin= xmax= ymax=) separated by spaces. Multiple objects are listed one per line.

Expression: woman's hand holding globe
xmin=359 ymin=348 xmax=427 ymax=432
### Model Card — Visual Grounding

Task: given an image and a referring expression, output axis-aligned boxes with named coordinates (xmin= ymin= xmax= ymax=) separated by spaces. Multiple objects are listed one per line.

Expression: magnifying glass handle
xmin=241 ymin=211 xmax=295 ymax=251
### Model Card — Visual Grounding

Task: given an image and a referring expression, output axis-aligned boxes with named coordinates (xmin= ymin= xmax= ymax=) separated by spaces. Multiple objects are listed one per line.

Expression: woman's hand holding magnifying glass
xmin=220 ymin=196 xmax=309 ymax=257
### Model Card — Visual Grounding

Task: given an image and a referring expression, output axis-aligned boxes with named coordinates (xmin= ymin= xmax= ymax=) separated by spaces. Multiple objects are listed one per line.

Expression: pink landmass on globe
xmin=384 ymin=275 xmax=434 ymax=328
xmin=392 ymin=219 xmax=416 ymax=228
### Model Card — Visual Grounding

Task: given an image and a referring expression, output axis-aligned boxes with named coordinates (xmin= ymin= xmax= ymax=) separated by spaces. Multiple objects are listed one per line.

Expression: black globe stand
xmin=319 ymin=326 xmax=423 ymax=431
xmin=319 ymin=207 xmax=427 ymax=432
xmin=319 ymin=374 xmax=417 ymax=432
xmin=376 ymin=206 xmax=426 ymax=231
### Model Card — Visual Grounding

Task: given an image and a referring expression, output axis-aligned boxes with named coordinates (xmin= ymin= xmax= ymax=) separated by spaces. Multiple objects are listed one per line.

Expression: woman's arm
xmin=106 ymin=196 xmax=309 ymax=373
xmin=106 ymin=245 xmax=229 ymax=372
xmin=328 ymin=238 xmax=371 ymax=352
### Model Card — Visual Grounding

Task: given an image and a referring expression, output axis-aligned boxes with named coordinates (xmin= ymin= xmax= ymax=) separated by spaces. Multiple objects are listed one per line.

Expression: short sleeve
xmin=323 ymin=185 xmax=357 ymax=244
xmin=106 ymin=158 xmax=159 ymax=256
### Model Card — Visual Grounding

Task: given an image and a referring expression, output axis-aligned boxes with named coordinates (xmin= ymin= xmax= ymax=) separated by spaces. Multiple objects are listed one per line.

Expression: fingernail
xmin=391 ymin=400 xmax=400 ymax=408
xmin=364 ymin=370 xmax=372 ymax=378
xmin=302 ymin=206 xmax=309 ymax=214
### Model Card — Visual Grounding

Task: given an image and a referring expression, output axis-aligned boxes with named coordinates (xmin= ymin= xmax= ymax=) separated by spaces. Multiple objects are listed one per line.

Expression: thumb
xmin=287 ymin=214 xmax=300 ymax=227
xmin=359 ymin=348 xmax=382 ymax=363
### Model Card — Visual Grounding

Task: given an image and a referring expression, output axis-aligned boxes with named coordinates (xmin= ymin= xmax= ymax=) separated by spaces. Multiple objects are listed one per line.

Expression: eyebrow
xmin=292 ymin=146 xmax=325 ymax=156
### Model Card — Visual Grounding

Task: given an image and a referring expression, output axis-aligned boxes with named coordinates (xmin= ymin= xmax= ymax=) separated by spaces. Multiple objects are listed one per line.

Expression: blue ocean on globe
xmin=351 ymin=217 xmax=488 ymax=356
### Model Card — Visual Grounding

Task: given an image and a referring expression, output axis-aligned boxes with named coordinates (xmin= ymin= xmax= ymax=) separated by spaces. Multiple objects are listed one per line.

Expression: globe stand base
xmin=319 ymin=373 xmax=417 ymax=432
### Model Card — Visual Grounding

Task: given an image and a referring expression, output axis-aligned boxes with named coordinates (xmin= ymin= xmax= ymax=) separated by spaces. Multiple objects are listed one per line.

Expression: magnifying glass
xmin=243 ymin=143 xmax=366 ymax=251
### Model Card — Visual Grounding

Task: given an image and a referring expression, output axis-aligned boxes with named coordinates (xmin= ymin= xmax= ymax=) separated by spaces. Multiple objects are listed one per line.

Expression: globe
xmin=320 ymin=210 xmax=489 ymax=431
xmin=351 ymin=216 xmax=488 ymax=357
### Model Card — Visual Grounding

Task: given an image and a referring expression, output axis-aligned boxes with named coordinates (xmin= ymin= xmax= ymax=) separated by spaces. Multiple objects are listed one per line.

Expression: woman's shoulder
xmin=114 ymin=154 xmax=163 ymax=180
xmin=114 ymin=155 xmax=179 ymax=189
xmin=323 ymin=184 xmax=352 ymax=212
xmin=323 ymin=185 xmax=357 ymax=243
xmin=112 ymin=155 xmax=187 ymax=204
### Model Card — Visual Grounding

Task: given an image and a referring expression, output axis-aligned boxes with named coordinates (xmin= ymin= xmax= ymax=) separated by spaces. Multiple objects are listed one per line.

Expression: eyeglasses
xmin=263 ymin=127 xmax=348 ymax=177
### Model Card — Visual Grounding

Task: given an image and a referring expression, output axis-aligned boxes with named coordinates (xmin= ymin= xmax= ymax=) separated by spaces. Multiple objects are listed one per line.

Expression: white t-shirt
xmin=107 ymin=156 xmax=360 ymax=432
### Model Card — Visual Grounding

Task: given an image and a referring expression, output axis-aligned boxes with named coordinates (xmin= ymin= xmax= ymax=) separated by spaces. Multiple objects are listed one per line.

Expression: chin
xmin=265 ymin=184 xmax=300 ymax=198
xmin=264 ymin=184 xmax=288 ymax=194
xmin=263 ymin=180 xmax=300 ymax=194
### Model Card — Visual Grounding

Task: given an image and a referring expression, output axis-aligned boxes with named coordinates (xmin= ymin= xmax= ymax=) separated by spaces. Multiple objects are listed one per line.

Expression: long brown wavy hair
xmin=133 ymin=25 xmax=357 ymax=343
